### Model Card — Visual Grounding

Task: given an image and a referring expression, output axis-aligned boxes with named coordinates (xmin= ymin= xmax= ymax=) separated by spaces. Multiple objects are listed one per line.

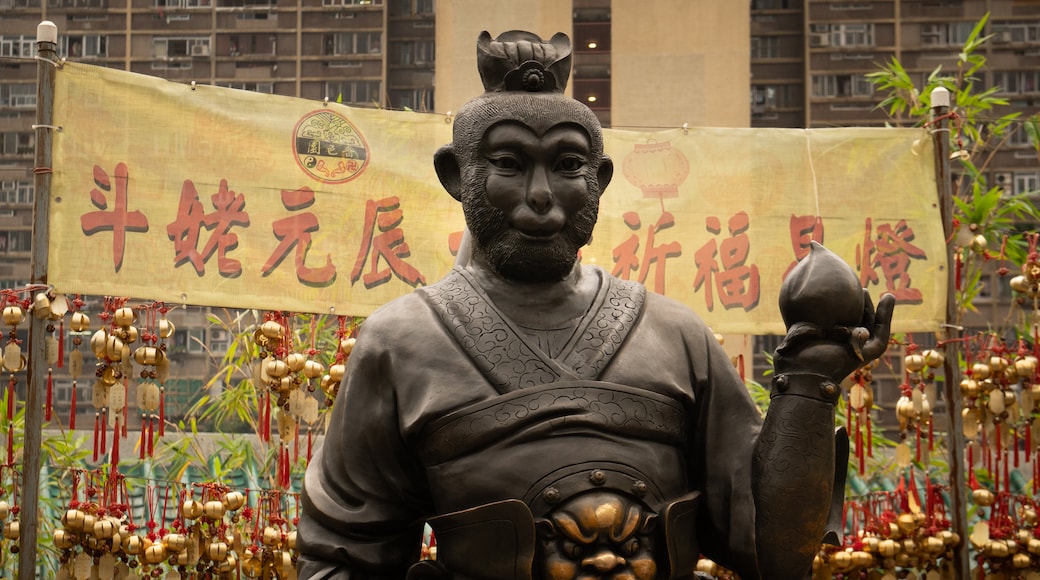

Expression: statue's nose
xmin=526 ymin=166 xmax=553 ymax=214
xmin=582 ymin=551 xmax=626 ymax=572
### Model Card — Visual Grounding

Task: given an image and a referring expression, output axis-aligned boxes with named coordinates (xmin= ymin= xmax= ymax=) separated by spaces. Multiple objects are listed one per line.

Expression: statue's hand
xmin=773 ymin=290 xmax=896 ymax=385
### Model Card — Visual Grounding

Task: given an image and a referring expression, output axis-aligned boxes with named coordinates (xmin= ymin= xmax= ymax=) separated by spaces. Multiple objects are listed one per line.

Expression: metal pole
xmin=932 ymin=86 xmax=971 ymax=577
xmin=20 ymin=20 xmax=58 ymax=580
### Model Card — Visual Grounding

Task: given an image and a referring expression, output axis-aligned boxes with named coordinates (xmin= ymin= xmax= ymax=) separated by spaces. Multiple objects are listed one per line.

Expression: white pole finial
xmin=931 ymin=87 xmax=951 ymax=108
xmin=37 ymin=21 xmax=58 ymax=44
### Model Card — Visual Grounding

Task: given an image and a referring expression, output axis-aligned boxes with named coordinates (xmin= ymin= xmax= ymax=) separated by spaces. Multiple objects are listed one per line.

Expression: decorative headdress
xmin=476 ymin=31 xmax=573 ymax=94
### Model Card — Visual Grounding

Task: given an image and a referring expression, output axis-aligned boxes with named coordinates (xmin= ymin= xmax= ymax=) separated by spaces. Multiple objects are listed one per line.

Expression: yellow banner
xmin=50 ymin=62 xmax=944 ymax=334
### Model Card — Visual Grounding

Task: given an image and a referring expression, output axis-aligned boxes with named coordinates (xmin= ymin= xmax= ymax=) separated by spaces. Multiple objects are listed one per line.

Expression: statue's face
xmin=462 ymin=121 xmax=600 ymax=283
xmin=536 ymin=492 xmax=657 ymax=580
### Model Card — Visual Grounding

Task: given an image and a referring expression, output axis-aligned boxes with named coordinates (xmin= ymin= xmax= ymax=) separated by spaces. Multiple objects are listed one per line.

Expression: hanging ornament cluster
xmin=813 ymin=474 xmax=957 ymax=578
xmin=846 ymin=360 xmax=878 ymax=475
xmin=959 ymin=335 xmax=1037 ymax=500
xmin=319 ymin=316 xmax=356 ymax=407
xmin=252 ymin=312 xmax=322 ymax=487
xmin=54 ymin=469 xmax=300 ymax=579
xmin=0 ymin=464 xmax=19 ymax=566
xmin=894 ymin=339 xmax=942 ymax=468
xmin=969 ymin=489 xmax=1040 ymax=574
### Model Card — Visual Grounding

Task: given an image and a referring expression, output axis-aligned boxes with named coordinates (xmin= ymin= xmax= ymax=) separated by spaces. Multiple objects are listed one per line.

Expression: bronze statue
xmin=297 ymin=30 xmax=895 ymax=580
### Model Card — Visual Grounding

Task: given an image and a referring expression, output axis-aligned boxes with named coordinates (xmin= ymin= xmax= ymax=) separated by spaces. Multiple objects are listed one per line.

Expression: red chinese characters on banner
xmin=166 ymin=179 xmax=250 ymax=278
xmin=350 ymin=196 xmax=427 ymax=289
xmin=785 ymin=214 xmax=825 ymax=279
xmin=693 ymin=212 xmax=761 ymax=312
xmin=81 ymin=163 xmax=150 ymax=273
xmin=857 ymin=217 xmax=926 ymax=304
xmin=610 ymin=210 xmax=682 ymax=295
xmin=262 ymin=187 xmax=337 ymax=287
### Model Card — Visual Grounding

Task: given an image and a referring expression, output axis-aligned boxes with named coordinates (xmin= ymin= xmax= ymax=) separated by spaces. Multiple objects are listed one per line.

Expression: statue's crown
xmin=477 ymin=31 xmax=572 ymax=94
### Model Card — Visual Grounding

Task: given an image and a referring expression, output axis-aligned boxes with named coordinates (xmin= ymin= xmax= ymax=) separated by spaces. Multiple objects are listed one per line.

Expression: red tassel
xmin=867 ymin=414 xmax=873 ymax=457
xmin=928 ymin=418 xmax=934 ymax=451
xmin=262 ymin=392 xmax=271 ymax=442
xmin=45 ymin=371 xmax=53 ymax=422
xmin=139 ymin=416 xmax=146 ymax=460
xmin=147 ymin=415 xmax=155 ymax=457
xmin=915 ymin=423 xmax=922 ymax=463
xmin=111 ymin=417 xmax=120 ymax=470
xmin=93 ymin=413 xmax=100 ymax=461
xmin=123 ymin=402 xmax=128 ymax=439
xmin=1028 ymin=424 xmax=1032 ymax=459
xmin=6 ymin=375 xmax=14 ymax=421
xmin=1015 ymin=429 xmax=1021 ymax=469
xmin=6 ymin=424 xmax=12 ymax=465
xmin=57 ymin=320 xmax=64 ymax=369
xmin=955 ymin=252 xmax=962 ymax=291
xmin=293 ymin=420 xmax=300 ymax=463
xmin=857 ymin=417 xmax=865 ymax=475
xmin=1004 ymin=450 xmax=1011 ymax=494
xmin=158 ymin=387 xmax=165 ymax=437
xmin=100 ymin=408 xmax=108 ymax=454
xmin=737 ymin=354 xmax=745 ymax=381
xmin=69 ymin=381 xmax=77 ymax=430
xmin=307 ymin=428 xmax=313 ymax=463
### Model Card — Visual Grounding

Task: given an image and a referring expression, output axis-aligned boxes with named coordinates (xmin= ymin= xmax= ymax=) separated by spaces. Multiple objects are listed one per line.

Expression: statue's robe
xmin=298 ymin=265 xmax=764 ymax=579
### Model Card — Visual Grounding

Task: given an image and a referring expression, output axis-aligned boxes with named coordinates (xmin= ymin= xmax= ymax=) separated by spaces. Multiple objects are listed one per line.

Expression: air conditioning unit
xmin=993 ymin=30 xmax=1012 ymax=44
xmin=810 ymin=33 xmax=830 ymax=48
xmin=993 ymin=172 xmax=1014 ymax=191
xmin=810 ymin=24 xmax=829 ymax=34
xmin=191 ymin=44 xmax=210 ymax=57
xmin=210 ymin=329 xmax=229 ymax=342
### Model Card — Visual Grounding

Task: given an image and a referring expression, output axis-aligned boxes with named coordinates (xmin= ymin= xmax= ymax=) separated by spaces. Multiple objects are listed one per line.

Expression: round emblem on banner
xmin=292 ymin=110 xmax=370 ymax=184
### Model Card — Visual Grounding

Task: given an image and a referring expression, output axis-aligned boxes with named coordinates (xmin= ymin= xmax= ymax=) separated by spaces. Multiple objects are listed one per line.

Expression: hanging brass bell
xmin=2 ymin=305 xmax=24 ymax=327
xmin=70 ymin=311 xmax=90 ymax=333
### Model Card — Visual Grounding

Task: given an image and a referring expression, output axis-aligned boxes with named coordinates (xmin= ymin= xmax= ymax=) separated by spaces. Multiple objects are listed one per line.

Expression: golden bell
xmin=262 ymin=525 xmax=281 ymax=547
xmin=81 ymin=514 xmax=97 ymax=534
xmin=181 ymin=499 xmax=203 ymax=520
xmin=242 ymin=555 xmax=263 ymax=577
xmin=1011 ymin=275 xmax=1031 ymax=293
xmin=904 ymin=354 xmax=926 ymax=373
xmin=32 ymin=292 xmax=51 ymax=318
xmin=1023 ymin=509 xmax=1039 ymax=526
xmin=207 ymin=540 xmax=229 ymax=561
xmin=830 ymin=550 xmax=852 ymax=571
xmin=121 ymin=325 xmax=139 ymax=345
xmin=287 ymin=352 xmax=306 ymax=373
xmin=93 ymin=518 xmax=115 ymax=539
xmin=850 ymin=550 xmax=873 ymax=567
xmin=340 ymin=337 xmax=356 ymax=356
xmin=222 ymin=491 xmax=246 ymax=511
xmin=260 ymin=320 xmax=284 ymax=340
xmin=204 ymin=500 xmax=226 ymax=521
xmin=113 ymin=307 xmax=136 ymax=328
xmin=2 ymin=305 xmax=24 ymax=327
xmin=985 ymin=539 xmax=1010 ymax=558
xmin=176 ymin=550 xmax=190 ymax=566
xmin=990 ymin=356 xmax=1009 ymax=374
xmin=1028 ymin=538 xmax=1040 ymax=555
xmin=972 ymin=488 xmax=996 ymax=507
xmin=303 ymin=360 xmax=325 ymax=380
xmin=3 ymin=520 xmax=19 ymax=540
xmin=922 ymin=536 xmax=945 ymax=554
xmin=896 ymin=513 xmax=917 ymax=534
xmin=1013 ymin=552 xmax=1033 ymax=568
xmin=53 ymin=528 xmax=75 ymax=549
xmin=216 ymin=553 xmax=238 ymax=573
xmin=329 ymin=363 xmax=346 ymax=383
xmin=1016 ymin=357 xmax=1038 ymax=378
xmin=122 ymin=534 xmax=147 ymax=555
xmin=134 ymin=346 xmax=161 ymax=366
xmin=70 ymin=311 xmax=90 ymax=332
xmin=878 ymin=538 xmax=900 ymax=557
xmin=143 ymin=542 xmax=167 ymax=564
xmin=104 ymin=334 xmax=125 ymax=361
xmin=972 ymin=363 xmax=992 ymax=380
xmin=158 ymin=318 xmax=175 ymax=339
xmin=960 ymin=378 xmax=980 ymax=398
xmin=163 ymin=532 xmax=187 ymax=552
xmin=286 ymin=529 xmax=297 ymax=550
xmin=923 ymin=349 xmax=944 ymax=368
xmin=265 ymin=358 xmax=290 ymax=379
xmin=940 ymin=530 xmax=960 ymax=546
xmin=0 ymin=500 xmax=9 ymax=520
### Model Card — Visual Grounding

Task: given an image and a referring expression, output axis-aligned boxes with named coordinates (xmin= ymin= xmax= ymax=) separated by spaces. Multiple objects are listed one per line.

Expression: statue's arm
xmin=751 ymin=290 xmax=895 ymax=580
xmin=297 ymin=322 xmax=433 ymax=579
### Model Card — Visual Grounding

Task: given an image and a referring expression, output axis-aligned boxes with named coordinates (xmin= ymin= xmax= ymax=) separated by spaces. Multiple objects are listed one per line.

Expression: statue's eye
xmin=562 ymin=540 xmax=583 ymax=559
xmin=621 ymin=538 xmax=640 ymax=556
xmin=555 ymin=155 xmax=585 ymax=173
xmin=488 ymin=155 xmax=522 ymax=171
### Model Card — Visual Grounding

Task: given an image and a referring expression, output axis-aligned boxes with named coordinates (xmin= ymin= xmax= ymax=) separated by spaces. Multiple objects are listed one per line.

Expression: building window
xmin=751 ymin=0 xmax=791 ymax=8
xmin=390 ymin=88 xmax=433 ymax=111
xmin=921 ymin=22 xmax=974 ymax=46
xmin=812 ymin=23 xmax=875 ymax=47
xmin=218 ymin=82 xmax=274 ymax=93
xmin=0 ymin=231 xmax=32 ymax=253
xmin=323 ymin=0 xmax=382 ymax=6
xmin=0 ymin=132 xmax=33 ymax=156
xmin=394 ymin=40 xmax=434 ymax=65
xmin=325 ymin=32 xmax=382 ymax=56
xmin=48 ymin=0 xmax=104 ymax=6
xmin=992 ymin=21 xmax=1040 ymax=44
xmin=0 ymin=182 xmax=34 ymax=205
xmin=751 ymin=36 xmax=780 ymax=59
xmin=811 ymin=74 xmax=874 ymax=98
xmin=1013 ymin=172 xmax=1040 ymax=196
xmin=994 ymin=70 xmax=1040 ymax=95
xmin=392 ymin=0 xmax=431 ymax=14
xmin=0 ymin=84 xmax=36 ymax=109
xmin=0 ymin=36 xmax=35 ymax=58
xmin=326 ymin=81 xmax=381 ymax=105
xmin=61 ymin=35 xmax=108 ymax=58
xmin=751 ymin=84 xmax=801 ymax=112
xmin=153 ymin=37 xmax=211 ymax=58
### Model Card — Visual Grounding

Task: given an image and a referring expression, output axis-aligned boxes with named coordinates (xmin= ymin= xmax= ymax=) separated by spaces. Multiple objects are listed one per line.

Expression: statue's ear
xmin=597 ymin=155 xmax=613 ymax=196
xmin=434 ymin=145 xmax=463 ymax=202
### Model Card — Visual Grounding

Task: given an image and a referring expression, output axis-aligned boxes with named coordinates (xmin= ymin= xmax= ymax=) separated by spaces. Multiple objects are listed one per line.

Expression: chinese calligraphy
xmin=857 ymin=218 xmax=925 ymax=304
xmin=262 ymin=187 xmax=337 ymax=288
xmin=82 ymin=163 xmax=150 ymax=273
xmin=611 ymin=210 xmax=682 ymax=295
xmin=167 ymin=179 xmax=250 ymax=278
xmin=350 ymin=196 xmax=427 ymax=289
xmin=693 ymin=212 xmax=761 ymax=312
